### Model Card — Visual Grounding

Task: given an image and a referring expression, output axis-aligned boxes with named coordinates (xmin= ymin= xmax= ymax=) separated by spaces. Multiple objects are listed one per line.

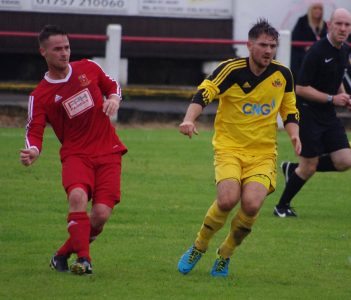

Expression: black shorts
xmin=298 ymin=103 xmax=350 ymax=158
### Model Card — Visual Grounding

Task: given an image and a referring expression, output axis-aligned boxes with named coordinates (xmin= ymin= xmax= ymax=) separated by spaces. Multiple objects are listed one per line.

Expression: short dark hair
xmin=248 ymin=18 xmax=279 ymax=42
xmin=38 ymin=24 xmax=67 ymax=45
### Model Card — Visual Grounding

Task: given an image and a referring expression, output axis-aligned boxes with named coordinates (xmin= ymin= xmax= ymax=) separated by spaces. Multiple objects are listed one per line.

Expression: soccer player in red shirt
xmin=19 ymin=25 xmax=127 ymax=275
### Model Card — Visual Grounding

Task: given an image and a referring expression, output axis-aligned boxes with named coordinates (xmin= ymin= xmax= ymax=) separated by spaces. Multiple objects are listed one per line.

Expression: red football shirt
xmin=25 ymin=59 xmax=127 ymax=160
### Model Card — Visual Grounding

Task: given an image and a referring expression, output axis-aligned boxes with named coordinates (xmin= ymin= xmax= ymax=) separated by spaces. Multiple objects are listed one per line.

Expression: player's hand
xmin=332 ymin=93 xmax=350 ymax=107
xmin=103 ymin=96 xmax=121 ymax=117
xmin=179 ymin=121 xmax=198 ymax=138
xmin=20 ymin=148 xmax=39 ymax=167
xmin=291 ymin=135 xmax=301 ymax=156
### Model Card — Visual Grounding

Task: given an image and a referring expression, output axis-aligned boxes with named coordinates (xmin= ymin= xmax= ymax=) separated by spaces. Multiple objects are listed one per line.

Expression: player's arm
xmin=89 ymin=60 xmax=122 ymax=117
xmin=279 ymin=67 xmax=301 ymax=155
xmin=281 ymin=105 xmax=301 ymax=156
xmin=179 ymin=102 xmax=203 ymax=138
xmin=180 ymin=60 xmax=233 ymax=138
xmin=20 ymin=95 xmax=46 ymax=166
xmin=179 ymin=81 xmax=219 ymax=138
xmin=280 ymin=99 xmax=301 ymax=156
xmin=179 ymin=86 xmax=213 ymax=138
xmin=296 ymin=84 xmax=350 ymax=106
xmin=285 ymin=122 xmax=301 ymax=156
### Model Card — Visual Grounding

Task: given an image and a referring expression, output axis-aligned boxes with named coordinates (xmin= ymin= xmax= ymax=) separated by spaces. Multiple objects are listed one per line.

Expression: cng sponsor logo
xmin=242 ymin=99 xmax=276 ymax=116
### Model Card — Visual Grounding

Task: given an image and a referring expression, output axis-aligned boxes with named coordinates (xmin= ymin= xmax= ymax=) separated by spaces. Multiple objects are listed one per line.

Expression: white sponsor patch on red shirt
xmin=63 ymin=88 xmax=94 ymax=119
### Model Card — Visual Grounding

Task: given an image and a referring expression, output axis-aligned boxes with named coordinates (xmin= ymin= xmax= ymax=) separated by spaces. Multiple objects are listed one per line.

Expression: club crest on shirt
xmin=242 ymin=81 xmax=251 ymax=88
xmin=62 ymin=88 xmax=94 ymax=119
xmin=272 ymin=79 xmax=282 ymax=88
xmin=78 ymin=74 xmax=91 ymax=87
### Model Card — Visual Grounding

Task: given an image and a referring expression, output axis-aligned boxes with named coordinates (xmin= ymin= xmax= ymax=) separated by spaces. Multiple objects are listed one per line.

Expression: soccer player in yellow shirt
xmin=177 ymin=19 xmax=301 ymax=277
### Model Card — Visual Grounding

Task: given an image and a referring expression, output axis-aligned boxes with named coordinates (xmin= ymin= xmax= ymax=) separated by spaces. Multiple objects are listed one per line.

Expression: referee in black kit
xmin=274 ymin=8 xmax=351 ymax=217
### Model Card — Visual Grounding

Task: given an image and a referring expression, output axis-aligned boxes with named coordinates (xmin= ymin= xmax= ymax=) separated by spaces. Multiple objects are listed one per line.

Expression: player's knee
xmin=241 ymin=202 xmax=260 ymax=216
xmin=217 ymin=195 xmax=237 ymax=211
xmin=68 ymin=188 xmax=88 ymax=211
xmin=91 ymin=211 xmax=109 ymax=227
xmin=90 ymin=205 xmax=112 ymax=228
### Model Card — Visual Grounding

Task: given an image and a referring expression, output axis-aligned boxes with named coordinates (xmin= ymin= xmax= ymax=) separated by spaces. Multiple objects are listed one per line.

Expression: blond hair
xmin=307 ymin=3 xmax=324 ymax=35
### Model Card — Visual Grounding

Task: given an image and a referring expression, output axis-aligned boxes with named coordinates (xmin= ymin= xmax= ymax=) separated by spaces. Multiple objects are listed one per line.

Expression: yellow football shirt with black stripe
xmin=193 ymin=57 xmax=299 ymax=155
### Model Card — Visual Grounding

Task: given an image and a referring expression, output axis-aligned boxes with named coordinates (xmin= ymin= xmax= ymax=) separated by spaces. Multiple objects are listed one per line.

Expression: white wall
xmin=233 ymin=0 xmax=351 ymax=58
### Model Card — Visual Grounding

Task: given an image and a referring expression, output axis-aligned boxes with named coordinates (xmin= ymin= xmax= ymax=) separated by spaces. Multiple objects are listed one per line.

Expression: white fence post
xmin=276 ymin=30 xmax=291 ymax=68
xmin=105 ymin=24 xmax=122 ymax=122
xmin=105 ymin=24 xmax=122 ymax=81
xmin=276 ymin=30 xmax=292 ymax=129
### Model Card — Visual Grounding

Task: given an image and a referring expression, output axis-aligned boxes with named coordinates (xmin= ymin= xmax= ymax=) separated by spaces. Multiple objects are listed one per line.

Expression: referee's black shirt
xmin=297 ymin=36 xmax=350 ymax=116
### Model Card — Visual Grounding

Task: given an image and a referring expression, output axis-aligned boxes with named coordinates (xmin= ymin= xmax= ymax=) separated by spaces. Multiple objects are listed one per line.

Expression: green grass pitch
xmin=0 ymin=127 xmax=350 ymax=299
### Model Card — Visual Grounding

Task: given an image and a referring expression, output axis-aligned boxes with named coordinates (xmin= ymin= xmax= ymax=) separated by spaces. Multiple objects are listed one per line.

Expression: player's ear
xmin=247 ymin=40 xmax=253 ymax=51
xmin=39 ymin=47 xmax=46 ymax=57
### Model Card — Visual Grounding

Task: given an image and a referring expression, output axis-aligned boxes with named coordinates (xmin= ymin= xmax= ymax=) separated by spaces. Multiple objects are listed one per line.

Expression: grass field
xmin=1 ymin=126 xmax=350 ymax=300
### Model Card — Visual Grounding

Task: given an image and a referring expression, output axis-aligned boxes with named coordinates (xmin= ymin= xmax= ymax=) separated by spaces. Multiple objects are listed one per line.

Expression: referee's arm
xmin=296 ymin=84 xmax=350 ymax=106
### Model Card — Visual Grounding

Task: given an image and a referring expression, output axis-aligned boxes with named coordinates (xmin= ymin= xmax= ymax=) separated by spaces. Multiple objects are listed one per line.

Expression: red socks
xmin=56 ymin=237 xmax=73 ymax=257
xmin=56 ymin=211 xmax=91 ymax=261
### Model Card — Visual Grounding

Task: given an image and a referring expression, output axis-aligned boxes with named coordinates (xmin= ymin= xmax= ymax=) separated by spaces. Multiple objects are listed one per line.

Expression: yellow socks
xmin=218 ymin=208 xmax=258 ymax=258
xmin=194 ymin=200 xmax=230 ymax=252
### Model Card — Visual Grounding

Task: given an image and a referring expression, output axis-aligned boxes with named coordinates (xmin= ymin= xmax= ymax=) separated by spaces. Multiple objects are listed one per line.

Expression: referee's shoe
xmin=273 ymin=205 xmax=297 ymax=218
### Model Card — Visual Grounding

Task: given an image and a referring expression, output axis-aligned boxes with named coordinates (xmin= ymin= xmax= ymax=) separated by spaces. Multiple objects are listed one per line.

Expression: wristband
xmin=327 ymin=95 xmax=333 ymax=103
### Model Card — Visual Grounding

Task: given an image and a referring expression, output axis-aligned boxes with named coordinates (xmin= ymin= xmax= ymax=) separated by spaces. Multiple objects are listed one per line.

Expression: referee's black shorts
xmin=298 ymin=103 xmax=350 ymax=158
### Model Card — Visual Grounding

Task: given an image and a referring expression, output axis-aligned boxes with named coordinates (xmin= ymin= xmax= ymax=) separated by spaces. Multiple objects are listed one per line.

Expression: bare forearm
xmin=296 ymin=85 xmax=330 ymax=103
xmin=285 ymin=122 xmax=299 ymax=139
xmin=183 ymin=103 xmax=203 ymax=123
xmin=179 ymin=103 xmax=203 ymax=138
xmin=296 ymin=85 xmax=350 ymax=106
xmin=284 ymin=122 xmax=301 ymax=156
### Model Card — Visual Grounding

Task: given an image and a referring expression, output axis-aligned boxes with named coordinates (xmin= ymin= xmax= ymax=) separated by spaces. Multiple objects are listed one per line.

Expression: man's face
xmin=248 ymin=34 xmax=278 ymax=69
xmin=328 ymin=11 xmax=351 ymax=45
xmin=40 ymin=35 xmax=70 ymax=71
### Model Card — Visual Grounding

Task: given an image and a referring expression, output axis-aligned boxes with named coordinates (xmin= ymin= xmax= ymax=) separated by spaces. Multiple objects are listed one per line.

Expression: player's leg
xmin=51 ymin=156 xmax=93 ymax=274
xmin=212 ymin=156 xmax=273 ymax=277
xmin=196 ymin=179 xmax=241 ymax=251
xmin=66 ymin=186 xmax=92 ymax=275
xmin=178 ymin=151 xmax=241 ymax=275
xmin=89 ymin=203 xmax=113 ymax=242
xmin=89 ymin=153 xmax=122 ymax=242
xmin=51 ymin=188 xmax=90 ymax=273
xmin=178 ymin=180 xmax=240 ymax=275
xmin=196 ymin=180 xmax=241 ymax=250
